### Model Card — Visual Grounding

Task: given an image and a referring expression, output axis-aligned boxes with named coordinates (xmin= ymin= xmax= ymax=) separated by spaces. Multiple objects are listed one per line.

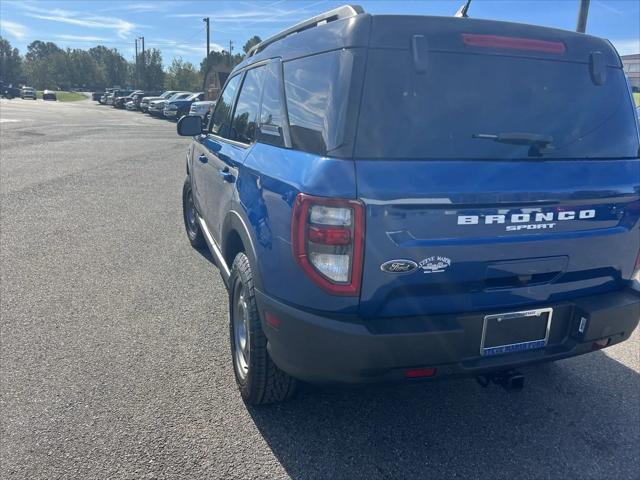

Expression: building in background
xmin=203 ymin=67 xmax=230 ymax=101
xmin=622 ymin=54 xmax=640 ymax=90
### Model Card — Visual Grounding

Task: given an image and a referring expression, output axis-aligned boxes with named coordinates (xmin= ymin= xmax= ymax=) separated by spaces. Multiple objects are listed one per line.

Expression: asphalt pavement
xmin=1 ymin=98 xmax=639 ymax=480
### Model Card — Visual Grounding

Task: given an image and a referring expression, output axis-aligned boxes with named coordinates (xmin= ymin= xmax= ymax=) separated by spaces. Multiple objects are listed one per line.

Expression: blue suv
xmin=176 ymin=5 xmax=640 ymax=404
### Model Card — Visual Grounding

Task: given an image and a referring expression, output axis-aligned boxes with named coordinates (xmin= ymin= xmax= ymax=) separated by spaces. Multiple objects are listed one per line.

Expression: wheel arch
xmin=221 ymin=210 xmax=264 ymax=291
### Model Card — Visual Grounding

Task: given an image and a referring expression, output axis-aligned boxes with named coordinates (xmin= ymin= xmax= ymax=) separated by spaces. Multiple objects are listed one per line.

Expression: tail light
xmin=632 ymin=250 xmax=640 ymax=291
xmin=291 ymin=194 xmax=364 ymax=296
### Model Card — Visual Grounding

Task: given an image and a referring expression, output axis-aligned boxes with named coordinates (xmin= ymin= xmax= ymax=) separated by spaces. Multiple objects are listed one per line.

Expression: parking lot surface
xmin=1 ymin=98 xmax=639 ymax=479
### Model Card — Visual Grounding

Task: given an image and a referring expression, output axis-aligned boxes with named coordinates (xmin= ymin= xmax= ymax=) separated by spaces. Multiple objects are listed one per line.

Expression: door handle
xmin=198 ymin=154 xmax=207 ymax=163
xmin=218 ymin=166 xmax=235 ymax=183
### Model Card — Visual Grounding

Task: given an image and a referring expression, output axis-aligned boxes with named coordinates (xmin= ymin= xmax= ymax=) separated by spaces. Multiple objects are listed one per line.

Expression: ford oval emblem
xmin=380 ymin=259 xmax=418 ymax=274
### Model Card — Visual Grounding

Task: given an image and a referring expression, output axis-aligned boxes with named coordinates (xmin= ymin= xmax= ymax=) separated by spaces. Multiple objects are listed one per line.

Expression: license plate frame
xmin=480 ymin=308 xmax=553 ymax=357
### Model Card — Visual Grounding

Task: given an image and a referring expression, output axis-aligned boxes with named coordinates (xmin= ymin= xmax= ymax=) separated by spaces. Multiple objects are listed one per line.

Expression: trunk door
xmin=356 ymin=159 xmax=640 ymax=317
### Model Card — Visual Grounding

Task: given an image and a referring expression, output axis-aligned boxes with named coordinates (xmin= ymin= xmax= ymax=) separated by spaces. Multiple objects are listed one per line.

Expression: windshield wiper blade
xmin=473 ymin=132 xmax=554 ymax=147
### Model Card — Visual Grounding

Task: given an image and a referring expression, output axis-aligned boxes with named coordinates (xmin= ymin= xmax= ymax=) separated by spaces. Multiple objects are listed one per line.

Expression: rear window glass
xmin=283 ymin=50 xmax=353 ymax=155
xmin=356 ymin=50 xmax=639 ymax=159
xmin=230 ymin=66 xmax=265 ymax=144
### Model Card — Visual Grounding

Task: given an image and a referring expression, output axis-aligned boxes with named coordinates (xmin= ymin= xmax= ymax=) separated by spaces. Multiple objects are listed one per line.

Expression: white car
xmin=140 ymin=90 xmax=178 ymax=112
xmin=125 ymin=101 xmax=137 ymax=111
xmin=21 ymin=87 xmax=37 ymax=100
xmin=189 ymin=100 xmax=216 ymax=121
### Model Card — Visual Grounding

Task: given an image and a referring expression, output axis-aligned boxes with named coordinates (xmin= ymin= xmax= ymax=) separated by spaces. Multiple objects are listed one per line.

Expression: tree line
xmin=0 ymin=35 xmax=262 ymax=92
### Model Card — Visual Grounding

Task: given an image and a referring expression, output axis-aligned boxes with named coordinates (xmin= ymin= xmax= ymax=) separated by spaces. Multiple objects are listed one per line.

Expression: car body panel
xmin=183 ymin=11 xmax=640 ymax=384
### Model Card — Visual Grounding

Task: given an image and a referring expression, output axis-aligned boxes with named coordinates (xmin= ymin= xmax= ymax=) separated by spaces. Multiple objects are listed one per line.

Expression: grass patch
xmin=36 ymin=90 xmax=87 ymax=102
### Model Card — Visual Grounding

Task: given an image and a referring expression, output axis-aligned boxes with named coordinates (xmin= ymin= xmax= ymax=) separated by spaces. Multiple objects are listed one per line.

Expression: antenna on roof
xmin=454 ymin=0 xmax=472 ymax=18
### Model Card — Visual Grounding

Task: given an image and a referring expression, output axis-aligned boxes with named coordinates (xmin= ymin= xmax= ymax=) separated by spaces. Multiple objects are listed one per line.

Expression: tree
xmin=140 ymin=48 xmax=164 ymax=90
xmin=165 ymin=58 xmax=201 ymax=91
xmin=243 ymin=36 xmax=262 ymax=54
xmin=88 ymin=45 xmax=129 ymax=87
xmin=23 ymin=40 xmax=65 ymax=89
xmin=67 ymin=49 xmax=100 ymax=88
xmin=0 ymin=36 xmax=22 ymax=84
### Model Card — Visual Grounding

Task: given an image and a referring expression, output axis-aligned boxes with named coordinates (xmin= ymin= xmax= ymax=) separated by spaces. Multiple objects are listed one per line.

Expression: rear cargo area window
xmin=355 ymin=50 xmax=639 ymax=159
xmin=283 ymin=50 xmax=353 ymax=156
xmin=257 ymin=62 xmax=287 ymax=148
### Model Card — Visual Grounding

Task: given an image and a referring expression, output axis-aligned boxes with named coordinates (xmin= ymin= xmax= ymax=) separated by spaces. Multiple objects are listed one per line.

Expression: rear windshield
xmin=355 ymin=50 xmax=639 ymax=159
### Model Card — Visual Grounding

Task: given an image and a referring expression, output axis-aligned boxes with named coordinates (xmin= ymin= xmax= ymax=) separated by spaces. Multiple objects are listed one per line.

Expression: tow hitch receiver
xmin=476 ymin=370 xmax=525 ymax=392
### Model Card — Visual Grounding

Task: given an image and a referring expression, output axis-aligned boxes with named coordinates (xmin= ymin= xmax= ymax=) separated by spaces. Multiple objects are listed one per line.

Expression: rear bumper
xmin=256 ymin=289 xmax=640 ymax=384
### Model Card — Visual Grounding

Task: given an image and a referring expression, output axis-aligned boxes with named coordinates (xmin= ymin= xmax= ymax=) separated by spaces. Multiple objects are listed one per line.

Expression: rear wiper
xmin=473 ymin=132 xmax=554 ymax=157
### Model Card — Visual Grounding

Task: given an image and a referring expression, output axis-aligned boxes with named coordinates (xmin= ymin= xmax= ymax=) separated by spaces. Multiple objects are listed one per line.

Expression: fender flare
xmin=221 ymin=210 xmax=264 ymax=291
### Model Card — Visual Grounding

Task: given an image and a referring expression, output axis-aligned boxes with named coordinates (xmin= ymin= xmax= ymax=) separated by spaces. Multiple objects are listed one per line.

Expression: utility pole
xmin=229 ymin=40 xmax=233 ymax=65
xmin=140 ymin=36 xmax=145 ymax=88
xmin=203 ymin=17 xmax=210 ymax=64
xmin=576 ymin=0 xmax=590 ymax=33
xmin=134 ymin=38 xmax=139 ymax=88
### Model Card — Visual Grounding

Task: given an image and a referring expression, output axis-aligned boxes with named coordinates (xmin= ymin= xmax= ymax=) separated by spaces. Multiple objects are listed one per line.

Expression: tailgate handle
xmin=485 ymin=256 xmax=568 ymax=289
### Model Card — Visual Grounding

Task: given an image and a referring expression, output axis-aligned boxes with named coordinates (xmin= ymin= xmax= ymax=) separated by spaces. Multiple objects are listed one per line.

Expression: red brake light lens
xmin=307 ymin=225 xmax=352 ymax=245
xmin=462 ymin=33 xmax=566 ymax=54
xmin=291 ymin=194 xmax=364 ymax=296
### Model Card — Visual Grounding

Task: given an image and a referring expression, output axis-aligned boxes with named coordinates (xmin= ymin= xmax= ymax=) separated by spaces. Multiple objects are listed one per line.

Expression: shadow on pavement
xmin=248 ymin=351 xmax=639 ymax=479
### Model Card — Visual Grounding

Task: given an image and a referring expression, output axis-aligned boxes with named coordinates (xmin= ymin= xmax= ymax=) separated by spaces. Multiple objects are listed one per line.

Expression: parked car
xmin=92 ymin=91 xmax=104 ymax=101
xmin=139 ymin=91 xmax=178 ymax=113
xmin=21 ymin=87 xmax=37 ymax=100
xmin=163 ymin=92 xmax=204 ymax=120
xmin=42 ymin=90 xmax=57 ymax=101
xmin=189 ymin=100 xmax=216 ymax=124
xmin=148 ymin=92 xmax=190 ymax=116
xmin=0 ymin=82 xmax=21 ymax=99
xmin=113 ymin=90 xmax=138 ymax=108
xmin=104 ymin=92 xmax=116 ymax=105
xmin=176 ymin=5 xmax=640 ymax=404
xmin=98 ymin=88 xmax=115 ymax=104
xmin=129 ymin=90 xmax=160 ymax=110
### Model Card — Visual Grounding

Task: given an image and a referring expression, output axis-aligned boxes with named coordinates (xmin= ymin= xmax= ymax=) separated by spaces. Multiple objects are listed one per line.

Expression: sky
xmin=1 ymin=0 xmax=639 ymax=67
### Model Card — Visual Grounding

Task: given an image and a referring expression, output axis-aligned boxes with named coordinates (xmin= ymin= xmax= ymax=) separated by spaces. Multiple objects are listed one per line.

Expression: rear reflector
xmin=265 ymin=312 xmax=281 ymax=329
xmin=404 ymin=367 xmax=437 ymax=378
xmin=462 ymin=33 xmax=566 ymax=54
xmin=592 ymin=338 xmax=610 ymax=350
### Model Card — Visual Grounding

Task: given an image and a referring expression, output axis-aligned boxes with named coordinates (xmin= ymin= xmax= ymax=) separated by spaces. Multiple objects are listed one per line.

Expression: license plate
xmin=480 ymin=308 xmax=553 ymax=357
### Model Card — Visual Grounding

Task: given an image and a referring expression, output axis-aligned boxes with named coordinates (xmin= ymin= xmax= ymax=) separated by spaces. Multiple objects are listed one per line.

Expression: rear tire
xmin=229 ymin=253 xmax=297 ymax=405
xmin=182 ymin=177 xmax=206 ymax=249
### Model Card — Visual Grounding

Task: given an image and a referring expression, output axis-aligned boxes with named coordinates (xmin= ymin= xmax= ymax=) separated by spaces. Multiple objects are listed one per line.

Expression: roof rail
xmin=246 ymin=4 xmax=365 ymax=58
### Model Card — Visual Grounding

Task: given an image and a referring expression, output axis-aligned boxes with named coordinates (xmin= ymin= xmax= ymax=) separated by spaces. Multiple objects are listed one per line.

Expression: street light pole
xmin=576 ymin=0 xmax=590 ymax=33
xmin=134 ymin=38 xmax=138 ymax=88
xmin=203 ymin=17 xmax=210 ymax=63
xmin=140 ymin=36 xmax=145 ymax=88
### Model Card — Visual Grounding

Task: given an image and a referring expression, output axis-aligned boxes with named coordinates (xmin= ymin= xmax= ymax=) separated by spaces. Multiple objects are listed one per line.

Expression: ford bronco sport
xmin=176 ymin=5 xmax=640 ymax=404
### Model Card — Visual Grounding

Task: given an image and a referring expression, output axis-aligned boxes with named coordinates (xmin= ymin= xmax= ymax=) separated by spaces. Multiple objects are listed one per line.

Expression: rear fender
xmin=221 ymin=210 xmax=264 ymax=291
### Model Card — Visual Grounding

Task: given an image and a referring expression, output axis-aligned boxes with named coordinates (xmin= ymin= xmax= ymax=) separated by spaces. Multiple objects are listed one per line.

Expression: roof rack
xmin=246 ymin=4 xmax=365 ymax=58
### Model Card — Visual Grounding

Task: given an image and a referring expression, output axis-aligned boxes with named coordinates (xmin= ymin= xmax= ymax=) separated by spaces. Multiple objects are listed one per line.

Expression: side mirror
xmin=177 ymin=115 xmax=204 ymax=136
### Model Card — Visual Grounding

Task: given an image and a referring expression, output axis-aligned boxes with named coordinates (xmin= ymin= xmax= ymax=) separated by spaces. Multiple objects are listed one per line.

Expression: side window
xmin=283 ymin=50 xmax=352 ymax=155
xmin=211 ymin=74 xmax=242 ymax=137
xmin=257 ymin=62 xmax=287 ymax=148
xmin=229 ymin=66 xmax=265 ymax=144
